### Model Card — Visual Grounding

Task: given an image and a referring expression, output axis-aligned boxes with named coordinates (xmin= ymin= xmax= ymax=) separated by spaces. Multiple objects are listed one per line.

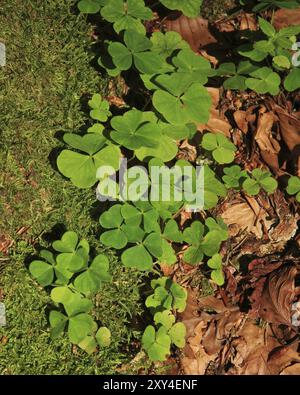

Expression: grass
xmin=0 ymin=0 xmax=146 ymax=374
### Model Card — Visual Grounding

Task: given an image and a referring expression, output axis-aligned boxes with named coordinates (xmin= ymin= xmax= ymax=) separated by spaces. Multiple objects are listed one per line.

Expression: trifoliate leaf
xmin=88 ymin=93 xmax=111 ymax=122
xmin=142 ymin=325 xmax=171 ymax=362
xmin=74 ymin=254 xmax=111 ymax=295
xmin=121 ymin=244 xmax=153 ymax=271
xmin=201 ymin=133 xmax=237 ymax=164
xmin=245 ymin=67 xmax=281 ymax=95
xmin=101 ymin=0 xmax=152 ymax=34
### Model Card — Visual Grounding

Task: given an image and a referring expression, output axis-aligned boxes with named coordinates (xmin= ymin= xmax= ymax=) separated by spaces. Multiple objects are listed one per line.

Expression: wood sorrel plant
xmin=28 ymin=0 xmax=285 ymax=363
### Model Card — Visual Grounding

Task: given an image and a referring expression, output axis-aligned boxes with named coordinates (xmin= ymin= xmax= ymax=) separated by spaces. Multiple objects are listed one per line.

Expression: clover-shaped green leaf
xmin=142 ymin=325 xmax=171 ymax=362
xmin=51 ymin=286 xmax=93 ymax=316
xmin=121 ymin=232 xmax=162 ymax=271
xmin=50 ymin=287 xmax=96 ymax=344
xmin=207 ymin=253 xmax=225 ymax=286
xmin=108 ymin=30 xmax=163 ymax=74
xmin=183 ymin=218 xmax=228 ymax=265
xmin=53 ymin=231 xmax=89 ymax=273
xmin=201 ymin=133 xmax=237 ymax=164
xmin=101 ymin=0 xmax=152 ymax=34
xmin=183 ymin=221 xmax=205 ymax=265
xmin=135 ymin=133 xmax=178 ymax=162
xmin=154 ymin=310 xmax=175 ymax=330
xmin=153 ymin=311 xmax=186 ymax=347
xmin=245 ymin=67 xmax=281 ymax=95
xmin=77 ymin=336 xmax=98 ymax=355
xmin=49 ymin=310 xmax=97 ymax=345
xmin=152 ymin=73 xmax=211 ymax=125
xmin=29 ymin=250 xmax=56 ymax=287
xmin=88 ymin=94 xmax=111 ymax=122
xmin=172 ymin=48 xmax=213 ymax=85
xmin=100 ymin=203 xmax=160 ymax=250
xmin=222 ymin=165 xmax=248 ymax=189
xmin=217 ymin=61 xmax=258 ymax=91
xmin=78 ymin=0 xmax=107 ymax=13
xmin=146 ymin=277 xmax=187 ymax=312
xmin=100 ymin=205 xmax=129 ymax=249
xmin=243 ymin=168 xmax=278 ymax=195
xmin=110 ymin=109 xmax=162 ymax=150
xmin=57 ymin=133 xmax=121 ymax=188
xmin=74 ymin=254 xmax=112 ymax=296
xmin=287 ymin=176 xmax=300 ymax=202
xmin=150 ymin=31 xmax=189 ymax=58
xmin=159 ymin=0 xmax=203 ymax=17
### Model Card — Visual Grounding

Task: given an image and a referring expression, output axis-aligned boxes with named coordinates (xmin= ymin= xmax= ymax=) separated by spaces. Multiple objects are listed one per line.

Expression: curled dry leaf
xmin=255 ymin=109 xmax=281 ymax=173
xmin=258 ymin=265 xmax=297 ymax=326
xmin=233 ymin=109 xmax=256 ymax=134
xmin=177 ymin=140 xmax=197 ymax=162
xmin=197 ymin=88 xmax=232 ymax=137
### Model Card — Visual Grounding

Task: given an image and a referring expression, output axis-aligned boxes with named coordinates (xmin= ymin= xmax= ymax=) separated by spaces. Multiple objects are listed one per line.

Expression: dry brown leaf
xmin=274 ymin=105 xmax=300 ymax=152
xmin=228 ymin=321 xmax=277 ymax=375
xmin=258 ymin=265 xmax=297 ymax=326
xmin=239 ymin=13 xmax=258 ymax=31
xmin=177 ymin=140 xmax=197 ymax=162
xmin=274 ymin=8 xmax=300 ymax=29
xmin=221 ymin=194 xmax=274 ymax=239
xmin=0 ymin=234 xmax=14 ymax=255
xmin=280 ymin=363 xmax=300 ymax=375
xmin=268 ymin=346 xmax=300 ymax=375
xmin=255 ymin=110 xmax=281 ymax=172
xmin=197 ymin=88 xmax=231 ymax=136
xmin=233 ymin=109 xmax=254 ymax=134
xmin=165 ymin=15 xmax=217 ymax=52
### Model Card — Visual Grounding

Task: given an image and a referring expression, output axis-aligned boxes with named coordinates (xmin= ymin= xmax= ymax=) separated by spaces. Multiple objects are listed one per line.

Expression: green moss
xmin=0 ymin=0 xmax=144 ymax=374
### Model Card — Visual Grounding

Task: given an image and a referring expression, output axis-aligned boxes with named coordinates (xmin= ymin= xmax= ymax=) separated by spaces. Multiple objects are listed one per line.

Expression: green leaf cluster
xmin=201 ymin=133 xmax=237 ymax=164
xmin=142 ymin=278 xmax=187 ymax=361
xmin=242 ymin=168 xmax=278 ymax=195
xmin=145 ymin=277 xmax=187 ymax=313
xmin=183 ymin=218 xmax=228 ymax=265
xmin=57 ymin=131 xmax=121 ymax=189
xmin=29 ymin=231 xmax=112 ymax=354
xmin=142 ymin=310 xmax=186 ymax=361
